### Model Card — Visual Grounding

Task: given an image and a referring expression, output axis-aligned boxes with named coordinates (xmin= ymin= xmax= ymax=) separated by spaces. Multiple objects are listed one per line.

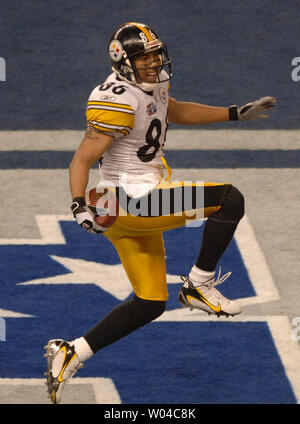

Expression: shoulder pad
xmin=86 ymin=74 xmax=138 ymax=137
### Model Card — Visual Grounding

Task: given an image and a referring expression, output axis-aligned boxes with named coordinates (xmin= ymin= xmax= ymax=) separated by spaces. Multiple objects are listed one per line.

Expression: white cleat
xmin=44 ymin=339 xmax=83 ymax=404
xmin=178 ymin=268 xmax=242 ymax=317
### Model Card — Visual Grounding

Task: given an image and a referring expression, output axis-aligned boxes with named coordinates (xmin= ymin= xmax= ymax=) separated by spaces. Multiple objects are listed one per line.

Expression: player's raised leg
xmin=178 ymin=184 xmax=244 ymax=316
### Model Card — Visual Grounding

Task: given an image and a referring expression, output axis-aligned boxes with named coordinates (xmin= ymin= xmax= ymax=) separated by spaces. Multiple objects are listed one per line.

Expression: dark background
xmin=0 ymin=0 xmax=299 ymax=130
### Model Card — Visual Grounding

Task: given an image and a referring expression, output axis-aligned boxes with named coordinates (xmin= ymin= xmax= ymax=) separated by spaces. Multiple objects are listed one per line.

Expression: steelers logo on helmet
xmin=109 ymin=39 xmax=123 ymax=62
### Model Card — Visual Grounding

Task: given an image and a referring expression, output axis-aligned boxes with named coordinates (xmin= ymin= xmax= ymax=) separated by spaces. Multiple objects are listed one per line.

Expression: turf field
xmin=0 ymin=0 xmax=299 ymax=406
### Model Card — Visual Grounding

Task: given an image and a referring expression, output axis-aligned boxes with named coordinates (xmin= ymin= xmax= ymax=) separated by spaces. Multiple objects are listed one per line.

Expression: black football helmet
xmin=108 ymin=22 xmax=172 ymax=92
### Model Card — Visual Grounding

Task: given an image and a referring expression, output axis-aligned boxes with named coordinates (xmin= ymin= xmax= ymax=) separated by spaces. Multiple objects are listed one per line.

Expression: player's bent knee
xmin=133 ymin=295 xmax=166 ymax=325
xmin=219 ymin=185 xmax=245 ymax=222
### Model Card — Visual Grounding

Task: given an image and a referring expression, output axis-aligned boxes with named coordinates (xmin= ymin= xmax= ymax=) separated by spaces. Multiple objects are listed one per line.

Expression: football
xmin=86 ymin=187 xmax=119 ymax=229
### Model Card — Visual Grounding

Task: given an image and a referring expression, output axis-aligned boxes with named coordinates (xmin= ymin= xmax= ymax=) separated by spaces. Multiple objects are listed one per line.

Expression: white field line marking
xmin=267 ymin=316 xmax=300 ymax=404
xmin=156 ymin=310 xmax=274 ymax=322
xmin=0 ymin=309 xmax=33 ymax=318
xmin=0 ymin=215 xmax=71 ymax=245
xmin=0 ymin=377 xmax=121 ymax=404
xmin=234 ymin=215 xmax=280 ymax=306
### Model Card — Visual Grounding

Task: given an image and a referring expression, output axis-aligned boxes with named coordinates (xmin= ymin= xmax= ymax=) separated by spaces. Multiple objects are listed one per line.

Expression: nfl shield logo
xmin=147 ymin=102 xmax=157 ymax=116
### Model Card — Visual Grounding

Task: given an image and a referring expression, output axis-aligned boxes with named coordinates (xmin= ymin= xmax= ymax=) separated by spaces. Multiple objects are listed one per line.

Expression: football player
xmin=44 ymin=22 xmax=276 ymax=403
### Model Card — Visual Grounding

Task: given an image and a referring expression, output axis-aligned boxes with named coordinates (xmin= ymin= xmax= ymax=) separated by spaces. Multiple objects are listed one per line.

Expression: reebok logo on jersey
xmin=100 ymin=95 xmax=117 ymax=102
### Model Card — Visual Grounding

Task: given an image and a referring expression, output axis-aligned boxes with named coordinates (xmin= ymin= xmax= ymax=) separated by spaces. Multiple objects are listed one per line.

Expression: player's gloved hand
xmin=71 ymin=197 xmax=103 ymax=234
xmin=229 ymin=96 xmax=276 ymax=121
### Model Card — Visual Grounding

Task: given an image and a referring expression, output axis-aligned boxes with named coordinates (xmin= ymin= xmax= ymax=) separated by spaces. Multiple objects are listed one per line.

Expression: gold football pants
xmin=104 ymin=180 xmax=231 ymax=301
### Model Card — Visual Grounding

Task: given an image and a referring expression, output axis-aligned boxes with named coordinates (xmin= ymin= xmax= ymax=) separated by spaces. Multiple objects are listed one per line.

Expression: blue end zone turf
xmin=100 ymin=322 xmax=297 ymax=404
xmin=0 ymin=221 xmax=296 ymax=403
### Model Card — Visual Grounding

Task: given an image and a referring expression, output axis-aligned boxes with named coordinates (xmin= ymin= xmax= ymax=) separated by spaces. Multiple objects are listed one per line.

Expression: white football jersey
xmin=86 ymin=72 xmax=170 ymax=195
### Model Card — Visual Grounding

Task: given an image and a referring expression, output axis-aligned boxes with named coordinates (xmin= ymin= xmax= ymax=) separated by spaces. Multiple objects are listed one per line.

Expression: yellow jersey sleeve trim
xmin=86 ymin=108 xmax=134 ymax=130
xmin=87 ymin=100 xmax=134 ymax=112
xmin=86 ymin=105 xmax=134 ymax=137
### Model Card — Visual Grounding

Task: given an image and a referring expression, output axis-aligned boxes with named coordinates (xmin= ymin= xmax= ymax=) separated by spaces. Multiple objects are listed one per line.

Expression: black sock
xmin=196 ymin=216 xmax=238 ymax=272
xmin=84 ymin=295 xmax=166 ymax=353
xmin=196 ymin=186 xmax=245 ymax=272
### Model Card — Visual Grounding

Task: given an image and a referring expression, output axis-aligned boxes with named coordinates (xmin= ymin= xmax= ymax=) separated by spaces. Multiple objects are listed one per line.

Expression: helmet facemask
xmin=126 ymin=45 xmax=171 ymax=92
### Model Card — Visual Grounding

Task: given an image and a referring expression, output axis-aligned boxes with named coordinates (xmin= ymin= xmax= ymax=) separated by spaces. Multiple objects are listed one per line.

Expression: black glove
xmin=71 ymin=197 xmax=103 ymax=234
xmin=229 ymin=96 xmax=276 ymax=121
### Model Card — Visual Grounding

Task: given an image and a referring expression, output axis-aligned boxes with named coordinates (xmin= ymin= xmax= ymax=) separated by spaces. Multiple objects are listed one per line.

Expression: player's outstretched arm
xmin=168 ymin=96 xmax=229 ymax=125
xmin=168 ymin=96 xmax=276 ymax=125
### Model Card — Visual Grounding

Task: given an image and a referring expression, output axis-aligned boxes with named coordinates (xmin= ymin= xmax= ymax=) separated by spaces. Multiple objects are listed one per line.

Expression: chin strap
xmin=115 ymin=69 xmax=158 ymax=92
